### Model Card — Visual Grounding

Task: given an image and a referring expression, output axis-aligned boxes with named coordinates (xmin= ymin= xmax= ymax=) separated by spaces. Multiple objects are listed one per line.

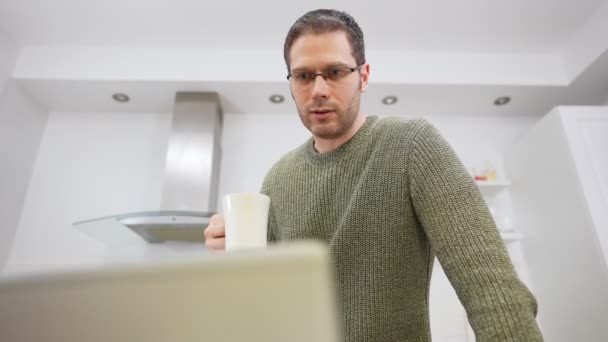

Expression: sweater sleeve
xmin=260 ymin=174 xmax=277 ymax=242
xmin=408 ymin=120 xmax=543 ymax=341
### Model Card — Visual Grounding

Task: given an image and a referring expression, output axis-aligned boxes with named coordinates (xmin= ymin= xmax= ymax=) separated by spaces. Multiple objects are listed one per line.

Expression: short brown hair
xmin=283 ymin=9 xmax=366 ymax=71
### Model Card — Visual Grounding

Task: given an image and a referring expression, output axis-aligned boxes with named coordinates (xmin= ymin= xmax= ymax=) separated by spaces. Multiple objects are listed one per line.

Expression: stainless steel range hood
xmin=74 ymin=92 xmax=222 ymax=244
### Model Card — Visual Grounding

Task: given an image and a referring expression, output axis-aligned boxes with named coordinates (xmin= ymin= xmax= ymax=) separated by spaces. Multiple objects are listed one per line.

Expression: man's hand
xmin=204 ymin=214 xmax=225 ymax=250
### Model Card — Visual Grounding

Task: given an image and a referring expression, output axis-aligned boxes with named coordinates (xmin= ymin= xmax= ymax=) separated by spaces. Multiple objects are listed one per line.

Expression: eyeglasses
xmin=287 ymin=64 xmax=363 ymax=89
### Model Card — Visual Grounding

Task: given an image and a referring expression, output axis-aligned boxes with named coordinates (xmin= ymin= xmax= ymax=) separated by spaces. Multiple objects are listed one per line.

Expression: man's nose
xmin=311 ymin=75 xmax=330 ymax=99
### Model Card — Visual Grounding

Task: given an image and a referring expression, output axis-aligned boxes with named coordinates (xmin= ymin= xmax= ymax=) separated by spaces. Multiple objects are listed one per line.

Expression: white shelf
xmin=476 ymin=180 xmax=511 ymax=195
xmin=476 ymin=179 xmax=511 ymax=187
xmin=501 ymin=231 xmax=523 ymax=243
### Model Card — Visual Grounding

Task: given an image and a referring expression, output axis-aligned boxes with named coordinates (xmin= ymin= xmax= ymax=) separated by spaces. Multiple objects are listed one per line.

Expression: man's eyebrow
xmin=291 ymin=63 xmax=351 ymax=72
xmin=325 ymin=63 xmax=351 ymax=68
xmin=290 ymin=67 xmax=312 ymax=73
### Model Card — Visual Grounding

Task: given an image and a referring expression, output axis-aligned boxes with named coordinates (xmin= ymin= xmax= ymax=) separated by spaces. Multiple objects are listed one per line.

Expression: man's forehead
xmin=289 ymin=31 xmax=355 ymax=70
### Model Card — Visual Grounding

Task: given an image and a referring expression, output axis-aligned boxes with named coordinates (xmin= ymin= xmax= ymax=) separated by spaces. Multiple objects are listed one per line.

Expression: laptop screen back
xmin=0 ymin=242 xmax=340 ymax=342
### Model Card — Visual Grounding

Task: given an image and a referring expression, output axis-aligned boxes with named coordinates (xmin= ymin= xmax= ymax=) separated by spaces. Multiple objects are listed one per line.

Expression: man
xmin=205 ymin=9 xmax=543 ymax=342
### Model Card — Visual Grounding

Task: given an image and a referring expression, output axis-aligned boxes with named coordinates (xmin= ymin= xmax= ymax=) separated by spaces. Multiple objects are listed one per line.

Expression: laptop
xmin=0 ymin=242 xmax=340 ymax=342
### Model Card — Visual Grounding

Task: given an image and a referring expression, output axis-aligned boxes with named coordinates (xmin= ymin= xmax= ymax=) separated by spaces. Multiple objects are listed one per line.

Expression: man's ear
xmin=359 ymin=63 xmax=370 ymax=93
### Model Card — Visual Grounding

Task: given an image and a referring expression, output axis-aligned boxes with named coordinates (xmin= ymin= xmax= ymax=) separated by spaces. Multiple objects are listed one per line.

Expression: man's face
xmin=288 ymin=31 xmax=369 ymax=140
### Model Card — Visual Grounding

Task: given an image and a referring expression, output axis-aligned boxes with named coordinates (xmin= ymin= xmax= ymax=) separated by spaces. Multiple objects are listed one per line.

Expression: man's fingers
xmin=209 ymin=213 xmax=224 ymax=225
xmin=203 ymin=213 xmax=226 ymax=250
xmin=205 ymin=237 xmax=225 ymax=250
xmin=204 ymin=223 xmax=225 ymax=239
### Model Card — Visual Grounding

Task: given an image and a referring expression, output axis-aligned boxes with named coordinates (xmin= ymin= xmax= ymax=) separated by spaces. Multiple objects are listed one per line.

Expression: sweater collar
xmin=304 ymin=115 xmax=379 ymax=165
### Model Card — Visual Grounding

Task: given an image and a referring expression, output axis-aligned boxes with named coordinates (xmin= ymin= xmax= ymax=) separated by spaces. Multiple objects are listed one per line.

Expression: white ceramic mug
xmin=223 ymin=193 xmax=270 ymax=251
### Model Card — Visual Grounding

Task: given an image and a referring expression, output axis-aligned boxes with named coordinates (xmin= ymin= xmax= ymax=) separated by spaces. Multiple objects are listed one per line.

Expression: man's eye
xmin=327 ymin=68 xmax=343 ymax=77
xmin=295 ymin=72 xmax=313 ymax=81
xmin=328 ymin=68 xmax=350 ymax=79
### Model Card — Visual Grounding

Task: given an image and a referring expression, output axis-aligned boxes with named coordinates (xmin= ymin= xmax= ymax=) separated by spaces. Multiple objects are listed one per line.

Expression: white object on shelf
xmin=501 ymin=231 xmax=523 ymax=243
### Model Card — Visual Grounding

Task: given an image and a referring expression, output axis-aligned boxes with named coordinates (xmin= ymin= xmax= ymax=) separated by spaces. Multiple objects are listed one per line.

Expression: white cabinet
xmin=504 ymin=106 xmax=608 ymax=342
xmin=560 ymin=108 xmax=608 ymax=266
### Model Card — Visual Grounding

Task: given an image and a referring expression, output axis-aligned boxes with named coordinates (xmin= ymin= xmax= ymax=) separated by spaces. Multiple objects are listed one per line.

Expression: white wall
xmin=5 ymin=111 xmax=171 ymax=272
xmin=221 ymin=112 xmax=538 ymax=196
xmin=218 ymin=113 xmax=310 ymax=196
xmin=0 ymin=29 xmax=48 ymax=270
xmin=5 ymin=111 xmax=536 ymax=269
xmin=3 ymin=111 xmax=308 ymax=272
xmin=0 ymin=29 xmax=19 ymax=93
xmin=3 ymin=109 xmax=538 ymax=342
xmin=421 ymin=114 xmax=538 ymax=173
xmin=561 ymin=0 xmax=608 ymax=81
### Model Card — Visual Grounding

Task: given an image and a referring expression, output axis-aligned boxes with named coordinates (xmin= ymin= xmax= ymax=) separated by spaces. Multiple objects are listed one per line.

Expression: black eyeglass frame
xmin=286 ymin=64 xmax=364 ymax=81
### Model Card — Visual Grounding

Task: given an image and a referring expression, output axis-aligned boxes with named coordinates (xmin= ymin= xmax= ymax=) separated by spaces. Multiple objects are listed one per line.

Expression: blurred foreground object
xmin=0 ymin=242 xmax=339 ymax=342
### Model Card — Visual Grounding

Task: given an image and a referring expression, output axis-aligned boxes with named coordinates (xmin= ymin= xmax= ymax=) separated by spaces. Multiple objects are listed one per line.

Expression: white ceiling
xmin=1 ymin=0 xmax=607 ymax=116
xmin=0 ymin=0 xmax=603 ymax=52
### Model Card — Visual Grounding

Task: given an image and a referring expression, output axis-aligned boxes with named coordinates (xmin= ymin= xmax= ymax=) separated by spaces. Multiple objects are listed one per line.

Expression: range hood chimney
xmin=74 ymin=92 xmax=222 ymax=244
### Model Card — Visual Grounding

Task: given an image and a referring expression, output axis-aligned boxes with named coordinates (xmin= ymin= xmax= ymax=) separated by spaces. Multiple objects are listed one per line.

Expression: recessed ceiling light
xmin=494 ymin=96 xmax=511 ymax=106
xmin=269 ymin=94 xmax=285 ymax=104
xmin=382 ymin=96 xmax=398 ymax=105
xmin=112 ymin=93 xmax=130 ymax=103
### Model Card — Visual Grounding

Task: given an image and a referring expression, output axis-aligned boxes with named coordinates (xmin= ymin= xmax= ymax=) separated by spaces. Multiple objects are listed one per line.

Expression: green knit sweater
xmin=261 ymin=116 xmax=543 ymax=342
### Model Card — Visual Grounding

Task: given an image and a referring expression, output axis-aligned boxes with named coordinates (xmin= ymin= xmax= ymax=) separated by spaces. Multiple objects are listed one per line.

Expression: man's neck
xmin=313 ymin=115 xmax=367 ymax=154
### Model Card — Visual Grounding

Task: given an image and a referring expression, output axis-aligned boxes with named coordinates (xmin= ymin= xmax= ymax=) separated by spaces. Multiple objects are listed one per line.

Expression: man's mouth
xmin=310 ymin=109 xmax=334 ymax=117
